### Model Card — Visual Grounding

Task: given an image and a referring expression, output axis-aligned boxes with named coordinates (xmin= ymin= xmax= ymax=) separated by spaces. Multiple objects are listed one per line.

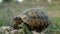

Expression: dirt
xmin=47 ymin=11 xmax=60 ymax=18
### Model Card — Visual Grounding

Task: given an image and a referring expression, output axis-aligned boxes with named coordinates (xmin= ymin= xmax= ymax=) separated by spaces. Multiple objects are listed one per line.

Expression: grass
xmin=51 ymin=18 xmax=60 ymax=23
xmin=0 ymin=17 xmax=2 ymax=27
xmin=44 ymin=18 xmax=60 ymax=34
xmin=0 ymin=17 xmax=60 ymax=34
xmin=0 ymin=0 xmax=60 ymax=34
xmin=0 ymin=17 xmax=60 ymax=27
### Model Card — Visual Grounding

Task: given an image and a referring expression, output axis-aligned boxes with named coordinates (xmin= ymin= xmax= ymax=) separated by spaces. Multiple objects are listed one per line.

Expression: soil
xmin=47 ymin=11 xmax=60 ymax=18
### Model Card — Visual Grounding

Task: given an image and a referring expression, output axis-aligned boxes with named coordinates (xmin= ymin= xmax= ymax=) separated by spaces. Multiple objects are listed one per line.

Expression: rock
xmin=11 ymin=29 xmax=23 ymax=34
xmin=0 ymin=26 xmax=26 ymax=34
xmin=0 ymin=26 xmax=11 ymax=34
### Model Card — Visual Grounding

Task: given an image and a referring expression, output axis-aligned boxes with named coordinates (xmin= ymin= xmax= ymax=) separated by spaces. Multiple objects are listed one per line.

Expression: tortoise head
xmin=14 ymin=17 xmax=23 ymax=25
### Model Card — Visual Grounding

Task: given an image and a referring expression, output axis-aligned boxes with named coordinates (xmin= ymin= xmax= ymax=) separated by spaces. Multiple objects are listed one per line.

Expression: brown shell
xmin=18 ymin=8 xmax=50 ymax=32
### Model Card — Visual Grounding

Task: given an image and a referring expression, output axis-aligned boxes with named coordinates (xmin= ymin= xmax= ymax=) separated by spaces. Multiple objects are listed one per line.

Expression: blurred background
xmin=0 ymin=0 xmax=60 ymax=34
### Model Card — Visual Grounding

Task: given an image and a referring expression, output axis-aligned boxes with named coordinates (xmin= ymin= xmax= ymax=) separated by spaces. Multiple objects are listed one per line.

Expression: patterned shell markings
xmin=18 ymin=8 xmax=50 ymax=32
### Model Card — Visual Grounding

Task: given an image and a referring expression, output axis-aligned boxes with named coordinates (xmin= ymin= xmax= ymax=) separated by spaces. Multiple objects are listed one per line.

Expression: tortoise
xmin=13 ymin=8 xmax=51 ymax=32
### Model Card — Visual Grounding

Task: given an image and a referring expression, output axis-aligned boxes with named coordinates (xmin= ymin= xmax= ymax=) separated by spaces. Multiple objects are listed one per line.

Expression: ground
xmin=0 ymin=0 xmax=60 ymax=34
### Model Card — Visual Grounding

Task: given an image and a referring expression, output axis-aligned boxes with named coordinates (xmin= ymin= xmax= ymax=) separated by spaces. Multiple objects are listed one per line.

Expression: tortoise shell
xmin=17 ymin=8 xmax=50 ymax=32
